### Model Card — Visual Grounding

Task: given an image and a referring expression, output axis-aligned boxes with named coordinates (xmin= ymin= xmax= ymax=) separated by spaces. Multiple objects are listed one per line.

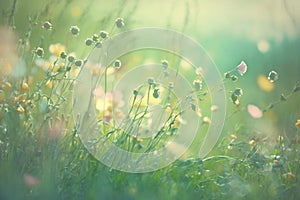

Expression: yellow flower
xmin=17 ymin=105 xmax=25 ymax=114
xmin=257 ymin=74 xmax=274 ymax=92
xmin=45 ymin=80 xmax=54 ymax=88
xmin=295 ymin=119 xmax=300 ymax=129
xmin=203 ymin=116 xmax=211 ymax=124
xmin=282 ymin=172 xmax=296 ymax=179
xmin=49 ymin=43 xmax=66 ymax=57
xmin=277 ymin=135 xmax=284 ymax=142
xmin=3 ymin=81 xmax=12 ymax=91
xmin=230 ymin=134 xmax=237 ymax=140
xmin=21 ymin=81 xmax=29 ymax=92
xmin=248 ymin=139 xmax=256 ymax=146
xmin=15 ymin=94 xmax=25 ymax=102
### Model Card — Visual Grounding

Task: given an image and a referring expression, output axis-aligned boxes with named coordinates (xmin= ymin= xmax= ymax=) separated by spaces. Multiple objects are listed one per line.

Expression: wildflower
xmin=210 ymin=105 xmax=218 ymax=112
xmin=165 ymin=104 xmax=172 ymax=114
xmin=193 ymin=79 xmax=202 ymax=90
xmin=147 ymin=77 xmax=154 ymax=85
xmin=247 ymin=104 xmax=263 ymax=119
xmin=224 ymin=72 xmax=231 ymax=79
xmin=168 ymin=82 xmax=174 ymax=89
xmin=236 ymin=61 xmax=247 ymax=76
xmin=95 ymin=41 xmax=102 ymax=48
xmin=85 ymin=38 xmax=93 ymax=46
xmin=257 ymin=74 xmax=274 ymax=92
xmin=113 ymin=59 xmax=121 ymax=69
xmin=133 ymin=89 xmax=139 ymax=96
xmin=233 ymin=88 xmax=243 ymax=96
xmin=75 ymin=59 xmax=83 ymax=67
xmin=277 ymin=135 xmax=284 ymax=142
xmin=230 ymin=134 xmax=237 ymax=140
xmin=248 ymin=139 xmax=256 ymax=146
xmin=17 ymin=105 xmax=25 ymax=114
xmin=231 ymin=75 xmax=238 ymax=82
xmin=295 ymin=119 xmax=300 ymax=129
xmin=70 ymin=26 xmax=80 ymax=36
xmin=153 ymin=87 xmax=160 ymax=98
xmin=203 ymin=116 xmax=211 ymax=124
xmin=67 ymin=55 xmax=75 ymax=63
xmin=49 ymin=43 xmax=66 ymax=57
xmin=42 ymin=21 xmax=52 ymax=30
xmin=115 ymin=18 xmax=125 ymax=28
xmin=268 ymin=70 xmax=278 ymax=83
xmin=16 ymin=94 xmax=25 ymax=102
xmin=45 ymin=80 xmax=53 ymax=88
xmin=35 ymin=47 xmax=44 ymax=57
xmin=92 ymin=34 xmax=99 ymax=41
xmin=161 ymin=59 xmax=168 ymax=69
xmin=60 ymin=51 xmax=67 ymax=59
xmin=3 ymin=82 xmax=12 ymax=91
xmin=231 ymin=93 xmax=239 ymax=105
xmin=99 ymin=31 xmax=108 ymax=39
xmin=227 ymin=145 xmax=233 ymax=150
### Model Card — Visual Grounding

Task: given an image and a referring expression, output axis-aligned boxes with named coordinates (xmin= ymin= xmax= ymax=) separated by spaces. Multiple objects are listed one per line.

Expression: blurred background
xmin=0 ymin=0 xmax=300 ymax=199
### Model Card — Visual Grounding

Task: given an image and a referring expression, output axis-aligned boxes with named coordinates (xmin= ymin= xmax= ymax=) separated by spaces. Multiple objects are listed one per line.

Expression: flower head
xmin=85 ymin=38 xmax=93 ymax=46
xmin=115 ymin=18 xmax=125 ymax=28
xmin=193 ymin=79 xmax=202 ymax=90
xmin=99 ymin=31 xmax=108 ymax=39
xmin=295 ymin=119 xmax=300 ymax=129
xmin=75 ymin=59 xmax=83 ymax=67
xmin=161 ymin=59 xmax=168 ymax=69
xmin=236 ymin=61 xmax=247 ymax=76
xmin=247 ymin=104 xmax=263 ymax=119
xmin=113 ymin=59 xmax=121 ymax=69
xmin=35 ymin=47 xmax=44 ymax=57
xmin=268 ymin=70 xmax=279 ymax=83
xmin=42 ymin=21 xmax=52 ymax=30
xmin=70 ymin=26 xmax=80 ymax=36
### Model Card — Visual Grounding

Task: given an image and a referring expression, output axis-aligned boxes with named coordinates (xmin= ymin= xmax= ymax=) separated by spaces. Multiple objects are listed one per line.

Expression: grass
xmin=1 ymin=0 xmax=300 ymax=199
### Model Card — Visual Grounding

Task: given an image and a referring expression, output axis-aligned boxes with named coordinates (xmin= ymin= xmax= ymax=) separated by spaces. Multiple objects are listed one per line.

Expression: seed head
xmin=115 ymin=18 xmax=125 ymax=28
xmin=35 ymin=47 xmax=44 ymax=57
xmin=70 ymin=26 xmax=80 ymax=36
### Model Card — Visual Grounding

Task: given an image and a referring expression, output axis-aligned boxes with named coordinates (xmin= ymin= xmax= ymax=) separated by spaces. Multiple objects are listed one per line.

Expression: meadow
xmin=0 ymin=0 xmax=300 ymax=199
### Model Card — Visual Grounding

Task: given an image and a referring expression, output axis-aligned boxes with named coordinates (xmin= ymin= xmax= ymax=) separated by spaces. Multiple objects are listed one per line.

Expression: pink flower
xmin=23 ymin=174 xmax=40 ymax=187
xmin=236 ymin=61 xmax=247 ymax=76
xmin=247 ymin=104 xmax=263 ymax=119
